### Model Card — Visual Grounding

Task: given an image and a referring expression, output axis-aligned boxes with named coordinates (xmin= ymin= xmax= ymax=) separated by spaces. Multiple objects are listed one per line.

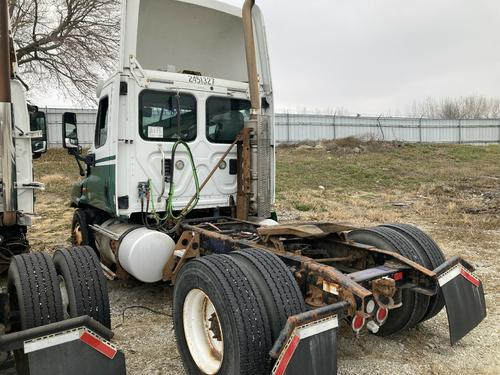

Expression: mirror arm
xmin=68 ymin=149 xmax=95 ymax=177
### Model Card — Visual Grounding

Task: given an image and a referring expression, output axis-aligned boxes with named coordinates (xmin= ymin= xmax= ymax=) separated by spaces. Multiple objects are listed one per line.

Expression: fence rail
xmin=43 ymin=107 xmax=500 ymax=147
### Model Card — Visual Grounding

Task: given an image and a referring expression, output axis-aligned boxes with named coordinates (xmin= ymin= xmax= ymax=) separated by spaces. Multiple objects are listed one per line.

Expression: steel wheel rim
xmin=183 ymin=289 xmax=224 ymax=374
xmin=58 ymin=276 xmax=70 ymax=319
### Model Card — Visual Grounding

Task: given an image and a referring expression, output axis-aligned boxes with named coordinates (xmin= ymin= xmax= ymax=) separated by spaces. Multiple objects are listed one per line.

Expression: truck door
xmin=87 ymin=86 xmax=116 ymax=214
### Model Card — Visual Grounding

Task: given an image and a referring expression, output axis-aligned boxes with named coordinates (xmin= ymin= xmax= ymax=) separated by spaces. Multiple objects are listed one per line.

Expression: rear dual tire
xmin=8 ymin=253 xmax=64 ymax=331
xmin=380 ymin=224 xmax=446 ymax=322
xmin=53 ymin=246 xmax=111 ymax=328
xmin=8 ymin=253 xmax=65 ymax=375
xmin=173 ymin=251 xmax=306 ymax=375
xmin=7 ymin=247 xmax=111 ymax=331
xmin=348 ymin=224 xmax=446 ymax=336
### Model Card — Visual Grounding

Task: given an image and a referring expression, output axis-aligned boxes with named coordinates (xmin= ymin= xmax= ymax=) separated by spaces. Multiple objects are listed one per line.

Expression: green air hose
xmin=165 ymin=139 xmax=200 ymax=221
xmin=148 ymin=140 xmax=200 ymax=224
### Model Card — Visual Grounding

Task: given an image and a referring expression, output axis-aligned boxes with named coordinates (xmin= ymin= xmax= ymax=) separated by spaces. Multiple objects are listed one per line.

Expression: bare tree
xmin=9 ymin=0 xmax=120 ymax=104
xmin=409 ymin=95 xmax=500 ymax=119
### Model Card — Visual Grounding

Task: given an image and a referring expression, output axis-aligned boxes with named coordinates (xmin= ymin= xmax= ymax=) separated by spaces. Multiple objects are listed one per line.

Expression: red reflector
xmin=351 ymin=315 xmax=365 ymax=332
xmin=275 ymin=335 xmax=300 ymax=375
xmin=393 ymin=272 xmax=404 ymax=281
xmin=376 ymin=307 xmax=388 ymax=323
xmin=460 ymin=268 xmax=480 ymax=287
xmin=80 ymin=331 xmax=117 ymax=359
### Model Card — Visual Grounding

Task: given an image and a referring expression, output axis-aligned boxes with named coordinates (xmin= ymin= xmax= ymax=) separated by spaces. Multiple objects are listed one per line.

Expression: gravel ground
xmin=25 ymin=146 xmax=499 ymax=374
xmin=108 ymin=239 xmax=498 ymax=375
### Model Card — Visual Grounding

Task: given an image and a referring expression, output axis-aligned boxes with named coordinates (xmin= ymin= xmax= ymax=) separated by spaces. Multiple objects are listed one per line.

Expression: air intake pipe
xmin=0 ymin=0 xmax=17 ymax=226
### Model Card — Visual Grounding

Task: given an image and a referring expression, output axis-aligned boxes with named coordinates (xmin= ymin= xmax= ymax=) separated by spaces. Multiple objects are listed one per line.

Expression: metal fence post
xmin=458 ymin=118 xmax=462 ymax=144
xmin=286 ymin=112 xmax=290 ymax=143
xmin=333 ymin=114 xmax=337 ymax=140
xmin=496 ymin=119 xmax=500 ymax=144
xmin=418 ymin=116 xmax=423 ymax=143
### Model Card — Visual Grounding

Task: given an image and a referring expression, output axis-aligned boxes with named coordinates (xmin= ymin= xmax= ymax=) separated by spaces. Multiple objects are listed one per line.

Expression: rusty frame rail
xmin=178 ymin=218 xmax=441 ymax=318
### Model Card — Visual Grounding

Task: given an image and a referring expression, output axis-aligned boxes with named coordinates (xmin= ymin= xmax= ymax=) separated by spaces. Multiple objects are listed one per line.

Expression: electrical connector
xmin=138 ymin=181 xmax=148 ymax=199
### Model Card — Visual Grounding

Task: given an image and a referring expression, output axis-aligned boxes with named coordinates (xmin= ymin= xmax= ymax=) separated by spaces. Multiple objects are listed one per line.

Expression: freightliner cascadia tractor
xmin=62 ymin=1 xmax=487 ymax=374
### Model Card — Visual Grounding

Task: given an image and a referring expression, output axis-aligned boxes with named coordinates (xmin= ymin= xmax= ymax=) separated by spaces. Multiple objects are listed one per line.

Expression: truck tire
xmin=173 ymin=255 xmax=272 ymax=375
xmin=71 ymin=209 xmax=93 ymax=248
xmin=230 ymin=249 xmax=306 ymax=340
xmin=347 ymin=227 xmax=430 ymax=336
xmin=8 ymin=252 xmax=64 ymax=331
xmin=53 ymin=246 xmax=111 ymax=328
xmin=380 ymin=224 xmax=446 ymax=321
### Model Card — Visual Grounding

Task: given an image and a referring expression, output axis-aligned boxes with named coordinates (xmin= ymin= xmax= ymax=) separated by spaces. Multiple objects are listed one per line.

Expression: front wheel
xmin=173 ymin=255 xmax=272 ymax=375
xmin=71 ymin=209 xmax=91 ymax=247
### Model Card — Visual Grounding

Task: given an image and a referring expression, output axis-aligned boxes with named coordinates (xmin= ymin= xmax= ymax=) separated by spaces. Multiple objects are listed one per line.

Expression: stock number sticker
xmin=188 ymin=75 xmax=215 ymax=86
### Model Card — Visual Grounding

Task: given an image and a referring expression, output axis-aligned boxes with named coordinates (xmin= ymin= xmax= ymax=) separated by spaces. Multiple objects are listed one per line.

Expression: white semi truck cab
xmin=64 ymin=0 xmax=276 ymax=280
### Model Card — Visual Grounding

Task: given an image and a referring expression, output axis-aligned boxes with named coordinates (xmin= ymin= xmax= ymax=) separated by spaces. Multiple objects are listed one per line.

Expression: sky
xmin=36 ymin=0 xmax=500 ymax=116
xmin=232 ymin=0 xmax=500 ymax=115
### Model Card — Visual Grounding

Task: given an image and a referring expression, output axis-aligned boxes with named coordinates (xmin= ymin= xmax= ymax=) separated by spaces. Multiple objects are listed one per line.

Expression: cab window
xmin=139 ymin=90 xmax=197 ymax=142
xmin=95 ymin=97 xmax=109 ymax=148
xmin=206 ymin=97 xmax=251 ymax=143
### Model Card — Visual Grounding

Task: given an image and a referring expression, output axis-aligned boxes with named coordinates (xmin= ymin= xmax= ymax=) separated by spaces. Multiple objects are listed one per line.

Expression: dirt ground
xmin=23 ymin=141 xmax=500 ymax=374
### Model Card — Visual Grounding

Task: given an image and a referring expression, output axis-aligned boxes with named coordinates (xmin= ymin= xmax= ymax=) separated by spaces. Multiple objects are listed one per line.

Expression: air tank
xmin=96 ymin=221 xmax=175 ymax=283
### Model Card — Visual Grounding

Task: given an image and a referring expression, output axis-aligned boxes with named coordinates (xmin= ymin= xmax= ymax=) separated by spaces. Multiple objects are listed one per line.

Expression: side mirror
xmin=62 ymin=112 xmax=78 ymax=149
xmin=29 ymin=109 xmax=48 ymax=156
xmin=35 ymin=111 xmax=47 ymax=154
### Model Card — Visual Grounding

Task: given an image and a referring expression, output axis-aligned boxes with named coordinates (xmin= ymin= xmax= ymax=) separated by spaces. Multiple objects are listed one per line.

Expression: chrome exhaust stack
xmin=243 ymin=0 xmax=260 ymax=114
xmin=242 ymin=0 xmax=272 ymax=219
xmin=0 ymin=0 xmax=17 ymax=226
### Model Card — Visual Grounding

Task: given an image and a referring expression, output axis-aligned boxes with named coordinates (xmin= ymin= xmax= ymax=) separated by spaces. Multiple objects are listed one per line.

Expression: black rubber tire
xmin=380 ymin=224 xmax=446 ymax=321
xmin=173 ymin=255 xmax=272 ymax=375
xmin=347 ymin=227 xmax=430 ymax=336
xmin=230 ymin=249 xmax=307 ymax=340
xmin=53 ymin=246 xmax=111 ymax=328
xmin=8 ymin=253 xmax=64 ymax=331
xmin=71 ymin=209 xmax=93 ymax=248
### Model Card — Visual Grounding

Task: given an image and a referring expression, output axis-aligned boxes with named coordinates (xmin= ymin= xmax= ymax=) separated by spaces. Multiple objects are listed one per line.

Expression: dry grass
xmin=27 ymin=141 xmax=500 ymax=374
xmin=277 ymin=140 xmax=500 ymax=247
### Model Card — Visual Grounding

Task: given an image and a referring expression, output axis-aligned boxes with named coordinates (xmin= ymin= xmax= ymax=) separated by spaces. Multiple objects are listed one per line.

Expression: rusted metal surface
xmin=269 ymin=301 xmax=350 ymax=359
xmin=333 ymin=237 xmax=436 ymax=277
xmin=305 ymin=283 xmax=324 ymax=307
xmin=180 ymin=218 xmax=444 ymax=328
xmin=236 ymin=128 xmax=252 ymax=220
xmin=163 ymin=231 xmax=200 ymax=283
xmin=371 ymin=277 xmax=397 ymax=307
xmin=110 ymin=239 xmax=130 ymax=280
xmin=258 ymin=222 xmax=355 ymax=240
xmin=181 ymin=221 xmax=371 ymax=315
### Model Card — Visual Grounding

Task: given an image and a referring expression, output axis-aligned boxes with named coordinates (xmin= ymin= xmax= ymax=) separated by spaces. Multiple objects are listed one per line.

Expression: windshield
xmin=139 ymin=90 xmax=197 ymax=142
xmin=206 ymin=97 xmax=251 ymax=143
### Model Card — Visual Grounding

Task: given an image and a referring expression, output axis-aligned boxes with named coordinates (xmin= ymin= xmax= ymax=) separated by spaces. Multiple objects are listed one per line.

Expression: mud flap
xmin=0 ymin=316 xmax=126 ymax=375
xmin=437 ymin=260 xmax=487 ymax=346
xmin=271 ymin=315 xmax=339 ymax=375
